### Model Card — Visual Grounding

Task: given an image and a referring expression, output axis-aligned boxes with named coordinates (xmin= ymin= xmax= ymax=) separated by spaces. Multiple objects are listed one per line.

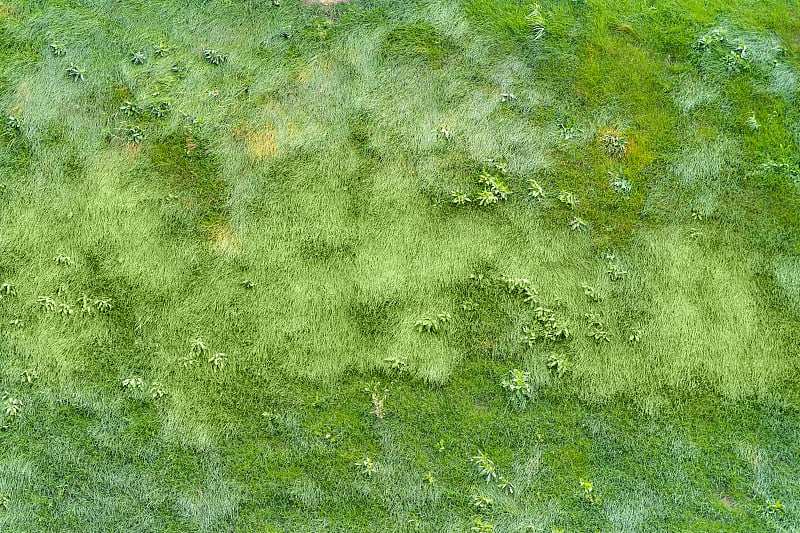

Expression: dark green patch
xmin=298 ymin=237 xmax=356 ymax=263
xmin=382 ymin=22 xmax=458 ymax=66
xmin=347 ymin=293 xmax=400 ymax=338
xmin=148 ymin=132 xmax=227 ymax=237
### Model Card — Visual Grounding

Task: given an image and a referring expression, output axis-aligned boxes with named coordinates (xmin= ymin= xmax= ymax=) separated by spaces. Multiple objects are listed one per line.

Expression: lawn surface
xmin=1 ymin=0 xmax=800 ymax=531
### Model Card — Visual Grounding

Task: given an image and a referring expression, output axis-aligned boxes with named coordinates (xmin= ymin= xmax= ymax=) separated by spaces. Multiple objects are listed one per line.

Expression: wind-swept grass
xmin=0 ymin=0 xmax=799 ymax=530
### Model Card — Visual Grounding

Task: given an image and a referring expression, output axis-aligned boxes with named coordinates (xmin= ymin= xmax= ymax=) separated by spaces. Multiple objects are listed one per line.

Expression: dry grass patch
xmin=234 ymin=127 xmax=277 ymax=161
xmin=0 ymin=2 xmax=17 ymax=19
xmin=209 ymin=220 xmax=240 ymax=254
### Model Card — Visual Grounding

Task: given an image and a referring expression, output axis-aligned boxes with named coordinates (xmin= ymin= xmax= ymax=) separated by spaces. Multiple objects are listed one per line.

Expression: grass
xmin=0 ymin=0 xmax=799 ymax=530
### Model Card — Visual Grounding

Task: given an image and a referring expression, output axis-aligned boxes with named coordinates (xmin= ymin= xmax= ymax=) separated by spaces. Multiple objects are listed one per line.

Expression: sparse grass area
xmin=1 ymin=0 xmax=799 ymax=530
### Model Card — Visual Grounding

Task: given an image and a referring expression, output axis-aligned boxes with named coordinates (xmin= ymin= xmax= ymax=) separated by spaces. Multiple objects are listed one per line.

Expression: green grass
xmin=1 ymin=0 xmax=799 ymax=530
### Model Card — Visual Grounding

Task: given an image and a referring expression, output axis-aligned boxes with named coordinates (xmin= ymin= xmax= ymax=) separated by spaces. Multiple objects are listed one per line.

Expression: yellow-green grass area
xmin=0 ymin=0 xmax=799 ymax=530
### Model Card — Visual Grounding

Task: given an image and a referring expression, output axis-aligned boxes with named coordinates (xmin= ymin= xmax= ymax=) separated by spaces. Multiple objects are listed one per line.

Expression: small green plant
xmin=49 ymin=42 xmax=66 ymax=56
xmin=66 ymin=63 xmax=86 ymax=81
xmin=122 ymin=376 xmax=144 ymax=389
xmin=0 ymin=282 xmax=15 ymax=298
xmin=423 ymin=471 xmax=435 ymax=484
xmin=365 ymin=382 xmax=388 ymax=419
xmin=150 ymin=101 xmax=172 ymax=118
xmin=599 ymin=127 xmax=628 ymax=158
xmin=478 ymin=171 xmax=511 ymax=200
xmin=414 ymin=313 xmax=450 ymax=333
xmin=526 ymin=179 xmax=545 ymax=199
xmin=500 ymin=92 xmax=516 ymax=103
xmin=766 ymin=499 xmax=786 ymax=515
xmin=190 ymin=337 xmax=208 ymax=356
xmin=725 ymin=48 xmax=750 ymax=73
xmin=580 ymin=478 xmax=599 ymax=504
xmin=203 ymin=49 xmax=228 ymax=65
xmin=568 ymin=216 xmax=587 ymax=232
xmin=471 ymin=451 xmax=497 ymax=482
xmin=76 ymin=295 xmax=93 ymax=315
xmin=208 ymin=352 xmax=227 ymax=371
xmin=503 ymin=276 xmax=530 ymax=293
xmin=476 ymin=189 xmax=499 ymax=206
xmin=150 ymin=382 xmax=167 ymax=399
xmin=691 ymin=207 xmax=704 ymax=221
xmin=0 ymin=492 xmax=8 ymax=509
xmin=626 ymin=324 xmax=642 ymax=343
xmin=57 ymin=303 xmax=74 ymax=316
xmin=154 ymin=43 xmax=169 ymax=57
xmin=587 ymin=328 xmax=611 ymax=343
xmin=178 ymin=356 xmax=196 ymax=368
xmin=696 ymin=28 xmax=726 ymax=51
xmin=522 ymin=286 xmax=539 ymax=305
xmin=501 ymin=368 xmax=533 ymax=407
xmin=746 ymin=113 xmax=759 ymax=131
xmin=450 ymin=190 xmax=471 ymax=205
xmin=120 ymin=125 xmax=144 ymax=144
xmin=355 ymin=457 xmax=375 ymax=476
xmin=522 ymin=325 xmax=539 ymax=346
xmin=546 ymin=353 xmax=570 ymax=377
xmin=498 ymin=475 xmax=516 ymax=494
xmin=547 ymin=320 xmax=571 ymax=340
xmin=240 ymin=279 xmax=255 ymax=289
xmin=608 ymin=168 xmax=632 ymax=194
xmin=6 ymin=115 xmax=20 ymax=131
xmin=523 ymin=306 xmax=571 ymax=344
xmin=131 ymin=52 xmax=147 ymax=65
xmin=607 ymin=263 xmax=627 ymax=281
xmin=54 ymin=254 xmax=73 ymax=266
xmin=95 ymin=299 xmax=112 ymax=313
xmin=471 ymin=494 xmax=493 ymax=511
xmin=119 ymin=101 xmax=140 ymax=117
xmin=526 ymin=3 xmax=545 ymax=40
xmin=559 ymin=121 xmax=578 ymax=140
xmin=439 ymin=124 xmax=451 ymax=140
xmin=558 ymin=190 xmax=577 ymax=209
xmin=581 ymin=284 xmax=601 ymax=302
xmin=383 ymin=356 xmax=407 ymax=373
xmin=533 ymin=306 xmax=555 ymax=323
xmin=261 ymin=411 xmax=279 ymax=422
xmin=471 ymin=518 xmax=496 ymax=533
xmin=584 ymin=312 xmax=604 ymax=328
xmin=21 ymin=370 xmax=37 ymax=384
xmin=2 ymin=392 xmax=22 ymax=416
xmin=436 ymin=439 xmax=446 ymax=452
xmin=37 ymin=296 xmax=56 ymax=312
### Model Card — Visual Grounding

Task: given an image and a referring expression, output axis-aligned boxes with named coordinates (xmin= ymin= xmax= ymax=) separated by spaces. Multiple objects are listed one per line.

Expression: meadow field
xmin=1 ymin=0 xmax=800 ymax=530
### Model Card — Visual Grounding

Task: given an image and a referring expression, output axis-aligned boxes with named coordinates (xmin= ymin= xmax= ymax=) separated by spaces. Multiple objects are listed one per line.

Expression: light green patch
xmin=774 ymin=256 xmax=800 ymax=312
